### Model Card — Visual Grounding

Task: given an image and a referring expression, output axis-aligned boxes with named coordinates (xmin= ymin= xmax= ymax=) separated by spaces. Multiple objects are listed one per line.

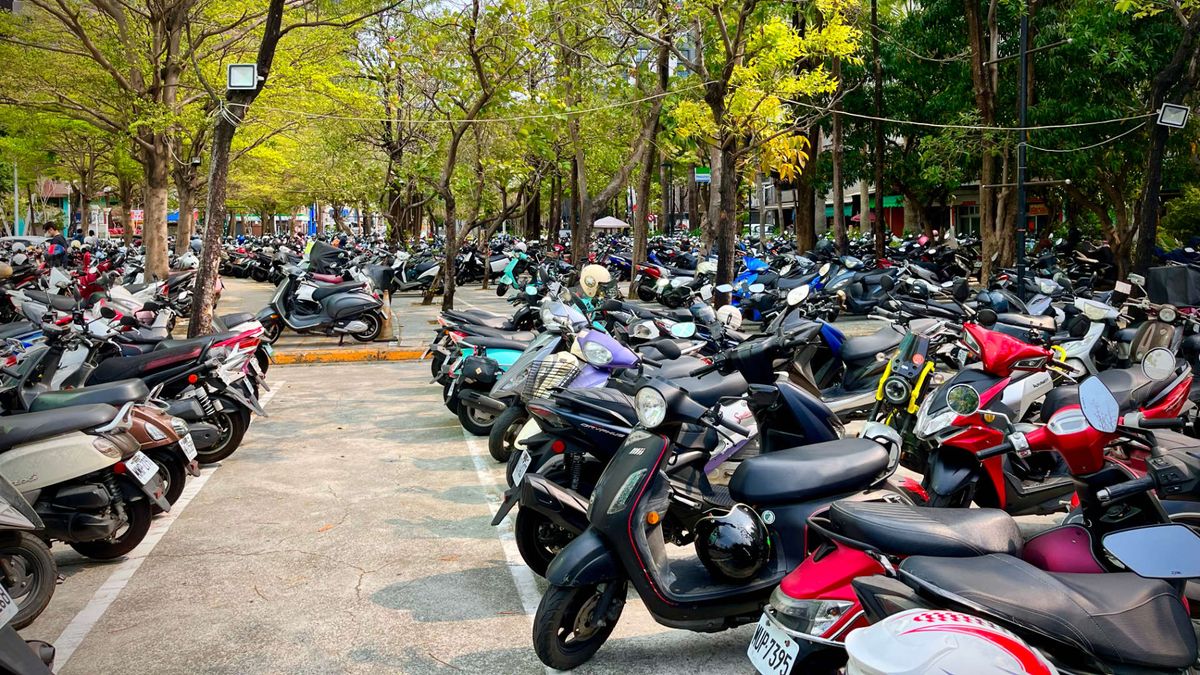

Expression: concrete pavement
xmin=25 ymin=362 xmax=759 ymax=674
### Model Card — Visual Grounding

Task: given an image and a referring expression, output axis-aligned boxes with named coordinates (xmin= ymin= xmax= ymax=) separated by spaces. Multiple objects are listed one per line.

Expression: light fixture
xmin=1157 ymin=103 xmax=1190 ymax=129
xmin=226 ymin=64 xmax=259 ymax=91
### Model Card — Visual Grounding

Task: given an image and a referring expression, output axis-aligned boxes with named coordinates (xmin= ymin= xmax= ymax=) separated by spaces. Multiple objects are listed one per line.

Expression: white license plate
xmin=218 ymin=367 xmax=245 ymax=386
xmin=512 ymin=450 xmax=532 ymax=485
xmin=179 ymin=433 xmax=197 ymax=461
xmin=514 ymin=418 xmax=539 ymax=449
xmin=0 ymin=584 xmax=16 ymax=628
xmin=748 ymin=613 xmax=800 ymax=675
xmin=125 ymin=451 xmax=159 ymax=485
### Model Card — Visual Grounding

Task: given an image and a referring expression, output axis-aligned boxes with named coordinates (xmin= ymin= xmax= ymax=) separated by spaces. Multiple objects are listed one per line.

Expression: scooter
xmin=528 ymin=338 xmax=906 ymax=669
xmin=256 ymin=266 xmax=386 ymax=343
xmin=0 ymin=474 xmax=55 ymax=673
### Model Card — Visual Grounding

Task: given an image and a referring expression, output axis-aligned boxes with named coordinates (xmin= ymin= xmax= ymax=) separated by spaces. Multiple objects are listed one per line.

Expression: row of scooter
xmin=429 ymin=256 xmax=1200 ymax=673
xmin=0 ymin=255 xmax=270 ymax=672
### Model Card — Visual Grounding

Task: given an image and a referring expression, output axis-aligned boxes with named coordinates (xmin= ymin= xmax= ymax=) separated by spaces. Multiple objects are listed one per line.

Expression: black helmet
xmin=694 ymin=504 xmax=770 ymax=581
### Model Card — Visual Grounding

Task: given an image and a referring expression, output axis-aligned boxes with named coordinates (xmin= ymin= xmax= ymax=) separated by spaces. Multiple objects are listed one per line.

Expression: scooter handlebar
xmin=976 ymin=439 xmax=1014 ymax=460
xmin=1138 ymin=417 xmax=1188 ymax=430
xmin=1096 ymin=476 xmax=1156 ymax=505
xmin=689 ymin=358 xmax=723 ymax=377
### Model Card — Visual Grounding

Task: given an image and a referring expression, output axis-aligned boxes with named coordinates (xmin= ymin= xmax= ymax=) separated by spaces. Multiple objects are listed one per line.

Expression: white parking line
xmin=52 ymin=380 xmax=285 ymax=671
xmin=462 ymin=431 xmax=562 ymax=675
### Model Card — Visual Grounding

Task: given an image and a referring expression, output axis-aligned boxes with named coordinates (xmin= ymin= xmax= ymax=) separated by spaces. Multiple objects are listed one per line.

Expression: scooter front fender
xmin=545 ymin=527 xmax=620 ymax=588
xmin=926 ymin=448 xmax=981 ymax=505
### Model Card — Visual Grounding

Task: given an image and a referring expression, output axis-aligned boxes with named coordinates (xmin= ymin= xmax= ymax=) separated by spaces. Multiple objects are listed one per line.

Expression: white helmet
xmin=514 ymin=241 xmax=527 ymax=253
xmin=846 ymin=609 xmax=1058 ymax=675
xmin=579 ymin=264 xmax=612 ymax=298
xmin=715 ymin=304 xmax=742 ymax=331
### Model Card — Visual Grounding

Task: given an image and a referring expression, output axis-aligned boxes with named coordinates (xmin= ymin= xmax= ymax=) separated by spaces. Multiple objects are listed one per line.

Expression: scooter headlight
xmin=883 ymin=377 xmax=911 ymax=405
xmin=635 ymin=387 xmax=667 ymax=428
xmin=581 ymin=341 xmax=613 ymax=367
xmin=768 ymin=587 xmax=855 ymax=636
xmin=914 ymin=398 xmax=957 ymax=439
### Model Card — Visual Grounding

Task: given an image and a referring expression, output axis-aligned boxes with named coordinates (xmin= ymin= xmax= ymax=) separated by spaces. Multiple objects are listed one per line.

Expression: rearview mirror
xmin=715 ymin=283 xmax=734 ymax=294
xmin=749 ymin=283 xmax=766 ymax=294
xmin=1128 ymin=273 xmax=1145 ymax=287
xmin=878 ymin=275 xmax=894 ymax=292
xmin=119 ymin=315 xmax=139 ymax=327
xmin=1078 ymin=377 xmax=1119 ymax=433
xmin=99 ymin=306 xmax=117 ymax=319
xmin=700 ymin=285 xmax=713 ymax=301
xmin=1142 ymin=347 xmax=1175 ymax=381
xmin=946 ymin=384 xmax=981 ymax=417
xmin=977 ymin=308 xmax=998 ymax=326
xmin=1103 ymin=525 xmax=1200 ymax=579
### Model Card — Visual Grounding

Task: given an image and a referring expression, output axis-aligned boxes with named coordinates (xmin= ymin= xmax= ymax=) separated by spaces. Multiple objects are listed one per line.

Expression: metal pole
xmin=11 ymin=163 xmax=18 ymax=237
xmin=1015 ymin=10 xmax=1029 ymax=301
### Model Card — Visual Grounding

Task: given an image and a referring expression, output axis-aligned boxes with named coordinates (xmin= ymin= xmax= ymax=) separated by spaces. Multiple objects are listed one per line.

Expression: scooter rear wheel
xmin=68 ymin=483 xmax=153 ymax=560
xmin=533 ymin=582 xmax=625 ymax=670
xmin=351 ymin=312 xmax=383 ymax=343
xmin=148 ymin=452 xmax=187 ymax=514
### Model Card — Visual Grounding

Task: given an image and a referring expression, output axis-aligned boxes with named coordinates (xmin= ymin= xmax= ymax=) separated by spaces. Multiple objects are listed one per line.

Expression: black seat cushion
xmin=153 ymin=331 xmax=238 ymax=352
xmin=86 ymin=344 xmax=204 ymax=385
xmin=311 ymin=281 xmax=366 ymax=301
xmin=217 ymin=312 xmax=255 ymax=329
xmin=839 ymin=324 xmax=904 ymax=363
xmin=1041 ymin=366 xmax=1172 ymax=421
xmin=21 ymin=290 xmax=76 ymax=312
xmin=463 ymin=335 xmax=532 ymax=352
xmin=998 ymin=312 xmax=1057 ymax=332
xmin=0 ymin=404 xmax=119 ymax=449
xmin=0 ymin=321 xmax=36 ymax=339
xmin=901 ymin=554 xmax=1197 ymax=669
xmin=29 ymin=379 xmax=150 ymax=412
xmin=673 ymin=371 xmax=749 ymax=407
xmin=830 ymin=501 xmax=1022 ymax=556
xmin=730 ymin=438 xmax=888 ymax=505
xmin=444 ymin=310 xmax=513 ymax=331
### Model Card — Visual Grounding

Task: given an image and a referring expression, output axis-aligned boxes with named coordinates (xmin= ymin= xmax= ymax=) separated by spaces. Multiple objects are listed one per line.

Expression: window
xmin=957 ymin=205 xmax=980 ymax=237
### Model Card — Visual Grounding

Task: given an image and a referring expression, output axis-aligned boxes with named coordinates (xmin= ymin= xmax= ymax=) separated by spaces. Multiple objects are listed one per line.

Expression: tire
xmin=489 ymin=405 xmax=528 ymax=462
xmin=430 ymin=351 xmax=446 ymax=378
xmin=515 ymin=509 xmax=575 ymax=577
xmin=636 ymin=285 xmax=656 ymax=302
xmin=68 ymin=483 xmax=153 ymax=560
xmin=195 ymin=402 xmax=250 ymax=464
xmin=263 ymin=320 xmax=283 ymax=344
xmin=351 ymin=311 xmax=384 ymax=343
xmin=496 ymin=283 xmax=509 ymax=297
xmin=0 ymin=533 xmax=56 ymax=630
xmin=444 ymin=383 xmax=459 ymax=414
xmin=251 ymin=267 xmax=269 ymax=283
xmin=458 ymin=396 xmax=497 ymax=436
xmin=148 ymin=452 xmax=187 ymax=514
xmin=533 ymin=582 xmax=625 ymax=670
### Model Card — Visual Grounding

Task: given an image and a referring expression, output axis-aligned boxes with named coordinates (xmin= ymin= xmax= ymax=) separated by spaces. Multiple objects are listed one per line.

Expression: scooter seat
xmin=86 ymin=343 xmax=205 ymax=385
xmin=0 ymin=321 xmax=36 ymax=339
xmin=0 ymin=404 xmax=119 ymax=449
xmin=153 ymin=330 xmax=240 ymax=352
xmin=216 ymin=312 xmax=256 ymax=329
xmin=311 ymin=281 xmax=365 ymax=301
xmin=21 ymin=290 xmax=77 ymax=312
xmin=310 ymin=272 xmax=343 ymax=283
xmin=729 ymin=438 xmax=888 ymax=505
xmin=458 ymin=326 xmax=537 ymax=342
xmin=462 ymin=335 xmax=532 ymax=352
xmin=29 ymin=379 xmax=150 ymax=412
xmin=673 ymin=370 xmax=748 ymax=407
xmin=829 ymin=501 xmax=1022 ymax=557
xmin=1040 ymin=365 xmax=1175 ymax=421
xmin=777 ymin=277 xmax=808 ymax=290
xmin=900 ymin=554 xmax=1196 ymax=669
xmin=124 ymin=282 xmax=151 ymax=294
xmin=444 ymin=310 xmax=512 ymax=330
xmin=839 ymin=324 xmax=904 ymax=363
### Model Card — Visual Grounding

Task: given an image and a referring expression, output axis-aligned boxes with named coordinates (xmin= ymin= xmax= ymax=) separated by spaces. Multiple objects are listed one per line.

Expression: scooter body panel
xmin=0 ymin=433 xmax=114 ymax=491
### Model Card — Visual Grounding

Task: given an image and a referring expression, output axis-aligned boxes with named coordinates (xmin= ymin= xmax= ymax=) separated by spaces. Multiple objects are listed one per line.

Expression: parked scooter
xmin=0 ymin=473 xmax=54 ymax=673
xmin=256 ymin=266 xmax=386 ymax=343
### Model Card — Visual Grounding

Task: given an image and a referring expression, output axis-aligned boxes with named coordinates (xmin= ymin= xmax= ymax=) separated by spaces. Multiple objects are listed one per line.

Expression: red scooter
xmin=748 ymin=361 xmax=1200 ymax=673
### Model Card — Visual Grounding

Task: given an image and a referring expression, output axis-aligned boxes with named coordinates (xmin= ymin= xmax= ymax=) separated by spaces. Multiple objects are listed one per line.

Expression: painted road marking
xmin=462 ymin=430 xmax=563 ymax=675
xmin=52 ymin=380 xmax=285 ymax=671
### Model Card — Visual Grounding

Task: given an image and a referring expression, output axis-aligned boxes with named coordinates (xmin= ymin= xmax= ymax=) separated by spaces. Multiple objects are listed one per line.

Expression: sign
xmin=694 ymin=167 xmax=711 ymax=184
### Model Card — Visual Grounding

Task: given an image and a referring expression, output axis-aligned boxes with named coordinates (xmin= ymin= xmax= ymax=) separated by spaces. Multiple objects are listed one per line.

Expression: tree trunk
xmin=440 ymin=198 xmax=458 ymax=310
xmin=189 ymin=111 xmax=240 ymax=337
xmin=705 ymin=144 xmax=722 ymax=253
xmin=631 ymin=142 xmax=657 ymax=295
xmin=176 ymin=181 xmax=193 ymax=250
xmin=871 ymin=0 xmax=886 ymax=257
xmin=687 ymin=164 xmax=699 ymax=236
xmin=714 ymin=142 xmax=739 ymax=307
xmin=141 ymin=145 xmax=170 ymax=280
xmin=796 ymin=182 xmax=816 ymax=251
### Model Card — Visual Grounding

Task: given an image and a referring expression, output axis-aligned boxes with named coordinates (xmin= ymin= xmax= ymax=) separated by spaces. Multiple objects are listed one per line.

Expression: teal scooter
xmin=495 ymin=251 xmax=531 ymax=297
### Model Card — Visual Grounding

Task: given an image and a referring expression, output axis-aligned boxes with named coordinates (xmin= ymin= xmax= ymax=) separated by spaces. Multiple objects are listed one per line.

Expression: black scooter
xmin=256 ymin=266 xmax=385 ymax=343
xmin=528 ymin=344 xmax=908 ymax=669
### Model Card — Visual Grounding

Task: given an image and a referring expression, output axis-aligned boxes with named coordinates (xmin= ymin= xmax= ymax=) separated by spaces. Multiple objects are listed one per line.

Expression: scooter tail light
xmin=448 ymin=331 xmax=467 ymax=344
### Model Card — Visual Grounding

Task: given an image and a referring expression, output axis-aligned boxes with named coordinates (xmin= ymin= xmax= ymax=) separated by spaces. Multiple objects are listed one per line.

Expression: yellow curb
xmin=272 ymin=348 xmax=426 ymax=365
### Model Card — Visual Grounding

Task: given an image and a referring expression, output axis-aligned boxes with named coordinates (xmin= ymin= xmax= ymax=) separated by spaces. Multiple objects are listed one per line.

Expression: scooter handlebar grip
xmin=1139 ymin=417 xmax=1188 ymax=429
xmin=976 ymin=440 xmax=1014 ymax=460
xmin=1096 ymin=476 xmax=1156 ymax=504
xmin=689 ymin=361 xmax=721 ymax=377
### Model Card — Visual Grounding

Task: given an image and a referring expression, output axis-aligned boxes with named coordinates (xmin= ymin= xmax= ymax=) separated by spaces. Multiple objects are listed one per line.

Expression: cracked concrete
xmin=23 ymin=362 xmax=763 ymax=674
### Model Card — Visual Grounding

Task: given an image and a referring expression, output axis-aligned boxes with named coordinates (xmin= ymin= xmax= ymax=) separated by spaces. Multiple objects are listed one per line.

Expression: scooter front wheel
xmin=0 ymin=532 xmax=56 ymax=630
xmin=533 ymin=581 xmax=625 ymax=670
xmin=263 ymin=320 xmax=283 ymax=344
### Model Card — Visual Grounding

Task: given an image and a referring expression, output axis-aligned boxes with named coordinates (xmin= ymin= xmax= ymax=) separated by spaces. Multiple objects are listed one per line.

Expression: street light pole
xmin=11 ymin=163 xmax=18 ymax=237
xmin=1015 ymin=10 xmax=1029 ymax=301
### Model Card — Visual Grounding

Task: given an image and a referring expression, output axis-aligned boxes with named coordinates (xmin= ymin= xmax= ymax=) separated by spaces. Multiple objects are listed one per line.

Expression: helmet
xmin=0 ymin=263 xmax=12 ymax=280
xmin=845 ymin=609 xmax=1058 ymax=675
xmin=579 ymin=264 xmax=612 ymax=298
xmin=694 ymin=504 xmax=770 ymax=581
xmin=514 ymin=241 xmax=527 ymax=253
xmin=715 ymin=304 xmax=743 ymax=331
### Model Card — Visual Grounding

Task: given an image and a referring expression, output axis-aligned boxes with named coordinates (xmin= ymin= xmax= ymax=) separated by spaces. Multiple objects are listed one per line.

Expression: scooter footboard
xmin=545 ymin=528 xmax=620 ymax=588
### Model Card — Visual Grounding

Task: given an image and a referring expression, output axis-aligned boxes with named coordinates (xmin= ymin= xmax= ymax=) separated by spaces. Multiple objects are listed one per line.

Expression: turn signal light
xmin=646 ymin=511 xmax=660 ymax=525
xmin=187 ymin=374 xmax=199 ymax=384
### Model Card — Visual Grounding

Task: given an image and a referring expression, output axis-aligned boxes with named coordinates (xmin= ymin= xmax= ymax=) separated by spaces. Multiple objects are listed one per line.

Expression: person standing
xmin=44 ymin=223 xmax=69 ymax=267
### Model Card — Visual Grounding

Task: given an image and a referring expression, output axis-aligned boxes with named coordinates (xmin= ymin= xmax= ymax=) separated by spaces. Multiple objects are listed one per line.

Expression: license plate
xmin=0 ymin=584 xmax=17 ymax=628
xmin=748 ymin=613 xmax=800 ymax=675
xmin=512 ymin=450 xmax=532 ymax=484
xmin=179 ymin=433 xmax=197 ymax=461
xmin=125 ymin=451 xmax=159 ymax=485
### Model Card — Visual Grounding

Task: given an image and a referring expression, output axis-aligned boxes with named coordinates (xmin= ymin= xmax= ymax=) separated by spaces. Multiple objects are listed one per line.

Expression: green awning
xmin=824 ymin=195 xmax=901 ymax=217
